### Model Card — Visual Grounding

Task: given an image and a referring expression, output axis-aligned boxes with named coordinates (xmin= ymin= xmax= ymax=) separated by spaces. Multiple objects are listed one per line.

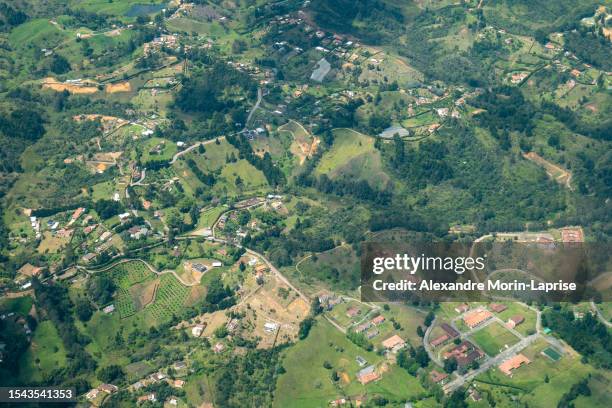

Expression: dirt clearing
xmin=130 ymin=278 xmax=159 ymax=311
xmin=106 ymin=82 xmax=132 ymax=93
xmin=42 ymin=77 xmax=98 ymax=94
xmin=523 ymin=152 xmax=572 ymax=188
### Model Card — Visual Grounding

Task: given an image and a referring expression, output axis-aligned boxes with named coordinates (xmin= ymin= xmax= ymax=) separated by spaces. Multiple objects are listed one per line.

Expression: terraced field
xmin=107 ymin=261 xmax=155 ymax=288
xmin=145 ymin=274 xmax=191 ymax=323
xmin=105 ymin=261 xmax=155 ymax=318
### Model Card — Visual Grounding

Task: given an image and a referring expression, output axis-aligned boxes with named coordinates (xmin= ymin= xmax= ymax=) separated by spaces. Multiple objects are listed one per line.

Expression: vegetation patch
xmin=470 ymin=322 xmax=520 ymax=356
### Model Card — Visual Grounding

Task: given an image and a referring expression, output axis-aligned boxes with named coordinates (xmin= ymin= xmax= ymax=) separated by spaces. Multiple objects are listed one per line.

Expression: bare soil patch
xmin=105 ymin=82 xmax=131 ymax=93
xmin=523 ymin=152 xmax=571 ymax=188
xmin=42 ymin=77 xmax=98 ymax=94
xmin=129 ymin=278 xmax=159 ymax=311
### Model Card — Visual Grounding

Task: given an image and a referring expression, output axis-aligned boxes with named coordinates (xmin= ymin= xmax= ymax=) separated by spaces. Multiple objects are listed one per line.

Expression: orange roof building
xmin=430 ymin=370 xmax=449 ymax=384
xmin=489 ymin=303 xmax=507 ymax=313
xmin=561 ymin=228 xmax=584 ymax=243
xmin=371 ymin=315 xmax=386 ymax=325
xmin=382 ymin=334 xmax=406 ymax=351
xmin=499 ymin=354 xmax=530 ymax=376
xmin=71 ymin=207 xmax=85 ymax=220
xmin=506 ymin=315 xmax=524 ymax=329
xmin=430 ymin=334 xmax=449 ymax=348
xmin=463 ymin=310 xmax=493 ymax=328
xmin=455 ymin=303 xmax=469 ymax=313
xmin=18 ymin=263 xmax=43 ymax=277
xmin=358 ymin=371 xmax=380 ymax=385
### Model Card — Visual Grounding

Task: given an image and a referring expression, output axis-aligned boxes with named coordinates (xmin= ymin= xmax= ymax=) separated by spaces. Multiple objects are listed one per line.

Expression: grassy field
xmin=195 ymin=206 xmax=226 ymax=230
xmin=19 ymin=321 xmax=67 ymax=383
xmin=296 ymin=245 xmax=361 ymax=290
xmin=274 ymin=318 xmax=425 ymax=407
xmin=326 ymin=300 xmax=372 ymax=328
xmin=73 ymin=0 xmax=165 ymax=16
xmin=470 ymin=322 xmax=520 ymax=356
xmin=9 ymin=18 xmax=68 ymax=50
xmin=218 ymin=159 xmax=268 ymax=193
xmin=315 ymin=129 xmax=389 ymax=188
xmin=495 ymin=303 xmax=537 ymax=336
xmin=0 ymin=296 xmax=33 ymax=315
xmin=574 ymin=371 xmax=612 ymax=408
xmin=174 ymin=140 xmax=268 ymax=196
xmin=475 ymin=338 xmax=594 ymax=407
xmin=90 ymin=180 xmax=118 ymax=201
xmin=373 ymin=304 xmax=428 ymax=347
xmin=141 ymin=137 xmax=178 ymax=163
xmin=167 ymin=17 xmax=229 ymax=38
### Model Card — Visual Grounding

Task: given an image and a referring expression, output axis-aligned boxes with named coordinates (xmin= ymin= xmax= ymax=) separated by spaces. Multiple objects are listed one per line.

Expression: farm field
xmin=144 ymin=273 xmax=191 ymax=324
xmin=102 ymin=261 xmax=191 ymax=324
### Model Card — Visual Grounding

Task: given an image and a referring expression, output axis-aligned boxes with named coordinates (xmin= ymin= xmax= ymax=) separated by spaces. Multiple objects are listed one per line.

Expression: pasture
xmin=19 ymin=321 xmax=67 ymax=383
xmin=315 ymin=128 xmax=389 ymax=189
xmin=475 ymin=338 xmax=593 ymax=407
xmin=274 ymin=318 xmax=425 ymax=407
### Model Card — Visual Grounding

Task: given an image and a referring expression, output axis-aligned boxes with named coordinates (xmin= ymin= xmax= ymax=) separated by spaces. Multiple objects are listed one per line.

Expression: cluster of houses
xmin=430 ymin=323 xmax=460 ymax=348
xmin=24 ymin=206 xmax=87 ymax=242
xmin=443 ymin=340 xmax=485 ymax=369
xmin=143 ymin=34 xmax=179 ymax=55
xmin=85 ymin=383 xmax=118 ymax=403
xmin=317 ymin=293 xmax=343 ymax=311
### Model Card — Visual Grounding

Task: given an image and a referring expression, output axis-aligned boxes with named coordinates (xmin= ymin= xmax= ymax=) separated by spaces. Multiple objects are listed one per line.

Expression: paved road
xmin=169 ymin=136 xmax=227 ymax=164
xmin=423 ymin=316 xmax=443 ymax=367
xmin=130 ymin=168 xmax=146 ymax=186
xmin=245 ymin=87 xmax=263 ymax=128
xmin=443 ymin=333 xmax=540 ymax=393
xmin=200 ymin=204 xmax=310 ymax=303
xmin=591 ymin=301 xmax=612 ymax=328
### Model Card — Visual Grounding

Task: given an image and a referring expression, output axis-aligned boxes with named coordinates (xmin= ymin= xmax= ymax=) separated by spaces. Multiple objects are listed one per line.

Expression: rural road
xmin=443 ymin=332 xmax=540 ymax=393
xmin=591 ymin=301 xmax=612 ymax=328
xmin=245 ymin=87 xmax=263 ymax=128
xmin=81 ymin=258 xmax=199 ymax=287
xmin=130 ymin=168 xmax=146 ymax=186
xmin=169 ymin=136 xmax=227 ymax=164
xmin=423 ymin=316 xmax=443 ymax=367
